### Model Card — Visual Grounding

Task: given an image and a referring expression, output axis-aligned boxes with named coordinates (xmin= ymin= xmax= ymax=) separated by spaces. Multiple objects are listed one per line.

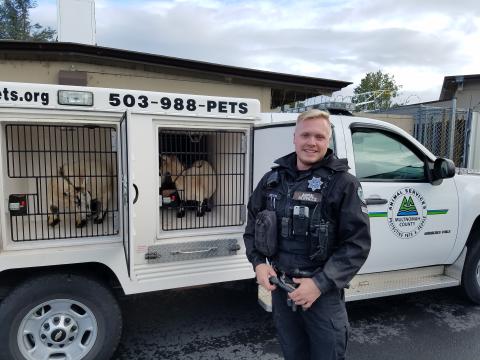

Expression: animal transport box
xmin=0 ymin=82 xmax=260 ymax=289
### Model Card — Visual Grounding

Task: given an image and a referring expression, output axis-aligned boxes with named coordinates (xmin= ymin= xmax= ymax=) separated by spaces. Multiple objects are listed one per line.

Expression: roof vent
xmin=57 ymin=0 xmax=96 ymax=45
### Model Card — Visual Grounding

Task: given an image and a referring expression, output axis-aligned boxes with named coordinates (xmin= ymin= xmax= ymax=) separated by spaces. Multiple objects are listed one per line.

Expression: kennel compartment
xmin=159 ymin=129 xmax=246 ymax=231
xmin=3 ymin=124 xmax=120 ymax=241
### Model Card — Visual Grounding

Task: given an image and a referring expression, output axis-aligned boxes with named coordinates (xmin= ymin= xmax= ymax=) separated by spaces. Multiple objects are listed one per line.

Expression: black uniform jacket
xmin=244 ymin=150 xmax=371 ymax=294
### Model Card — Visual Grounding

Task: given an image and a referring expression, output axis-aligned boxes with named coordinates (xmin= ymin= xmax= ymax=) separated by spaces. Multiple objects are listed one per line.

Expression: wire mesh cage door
xmin=159 ymin=129 xmax=246 ymax=231
xmin=5 ymin=124 xmax=119 ymax=241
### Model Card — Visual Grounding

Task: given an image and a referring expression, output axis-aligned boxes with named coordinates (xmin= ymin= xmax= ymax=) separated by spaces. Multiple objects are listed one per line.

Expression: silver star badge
xmin=307 ymin=177 xmax=323 ymax=191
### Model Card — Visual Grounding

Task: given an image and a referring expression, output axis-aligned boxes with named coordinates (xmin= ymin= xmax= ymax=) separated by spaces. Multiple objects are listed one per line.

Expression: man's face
xmin=293 ymin=117 xmax=331 ymax=170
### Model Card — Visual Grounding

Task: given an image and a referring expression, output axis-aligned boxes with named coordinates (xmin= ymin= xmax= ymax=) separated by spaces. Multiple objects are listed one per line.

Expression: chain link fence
xmin=414 ymin=106 xmax=472 ymax=167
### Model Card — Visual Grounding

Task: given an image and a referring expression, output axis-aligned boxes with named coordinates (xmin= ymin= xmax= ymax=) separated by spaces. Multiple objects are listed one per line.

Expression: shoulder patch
xmin=266 ymin=170 xmax=280 ymax=188
xmin=357 ymin=186 xmax=366 ymax=205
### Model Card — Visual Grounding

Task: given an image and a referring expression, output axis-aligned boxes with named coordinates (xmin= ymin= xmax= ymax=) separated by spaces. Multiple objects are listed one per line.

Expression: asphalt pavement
xmin=113 ymin=281 xmax=480 ymax=360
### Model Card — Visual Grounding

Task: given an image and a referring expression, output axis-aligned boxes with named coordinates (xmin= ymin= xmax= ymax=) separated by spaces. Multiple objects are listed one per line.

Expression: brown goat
xmin=160 ymin=155 xmax=216 ymax=217
xmin=48 ymin=158 xmax=114 ymax=228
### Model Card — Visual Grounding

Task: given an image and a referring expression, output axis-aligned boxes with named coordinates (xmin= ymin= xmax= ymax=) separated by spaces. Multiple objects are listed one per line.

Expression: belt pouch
xmin=254 ymin=209 xmax=278 ymax=257
xmin=281 ymin=217 xmax=291 ymax=238
xmin=310 ymin=220 xmax=329 ymax=261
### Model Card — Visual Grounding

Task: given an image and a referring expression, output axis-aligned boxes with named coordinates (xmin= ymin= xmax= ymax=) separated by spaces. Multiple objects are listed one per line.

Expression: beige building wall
xmin=0 ymin=60 xmax=272 ymax=111
xmin=457 ymin=82 xmax=480 ymax=109
xmin=353 ymin=112 xmax=414 ymax=135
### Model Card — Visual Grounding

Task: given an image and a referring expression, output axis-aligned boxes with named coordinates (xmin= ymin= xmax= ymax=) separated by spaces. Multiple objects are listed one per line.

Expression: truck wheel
xmin=462 ymin=240 xmax=480 ymax=304
xmin=0 ymin=273 xmax=122 ymax=360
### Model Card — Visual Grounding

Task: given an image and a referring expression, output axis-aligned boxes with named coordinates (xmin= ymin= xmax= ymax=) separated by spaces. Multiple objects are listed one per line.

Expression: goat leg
xmin=48 ymin=205 xmax=60 ymax=226
xmin=76 ymin=218 xmax=88 ymax=228
xmin=94 ymin=210 xmax=107 ymax=224
xmin=93 ymin=200 xmax=107 ymax=224
xmin=204 ymin=198 xmax=212 ymax=212
xmin=196 ymin=200 xmax=206 ymax=217
xmin=177 ymin=203 xmax=186 ymax=218
xmin=198 ymin=199 xmax=209 ymax=216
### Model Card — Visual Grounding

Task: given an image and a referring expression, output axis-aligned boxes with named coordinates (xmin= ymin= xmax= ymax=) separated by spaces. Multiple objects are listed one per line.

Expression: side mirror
xmin=433 ymin=158 xmax=456 ymax=180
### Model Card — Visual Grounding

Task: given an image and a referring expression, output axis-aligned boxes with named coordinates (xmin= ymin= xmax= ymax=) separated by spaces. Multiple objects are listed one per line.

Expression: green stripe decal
xmin=427 ymin=209 xmax=448 ymax=215
xmin=369 ymin=212 xmax=388 ymax=218
xmin=369 ymin=210 xmax=448 ymax=217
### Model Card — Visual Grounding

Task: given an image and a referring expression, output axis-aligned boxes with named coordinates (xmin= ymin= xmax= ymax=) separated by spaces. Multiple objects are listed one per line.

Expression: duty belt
xmin=272 ymin=265 xmax=317 ymax=279
xmin=270 ymin=267 xmax=317 ymax=312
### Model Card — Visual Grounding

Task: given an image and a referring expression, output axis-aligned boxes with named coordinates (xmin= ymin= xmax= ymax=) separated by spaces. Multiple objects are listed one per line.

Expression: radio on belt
xmin=8 ymin=194 xmax=28 ymax=216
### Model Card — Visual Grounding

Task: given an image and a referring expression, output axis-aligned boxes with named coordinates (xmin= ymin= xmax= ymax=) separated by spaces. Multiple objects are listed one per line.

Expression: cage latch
xmin=229 ymin=243 xmax=241 ymax=253
xmin=8 ymin=194 xmax=28 ymax=216
xmin=145 ymin=251 xmax=160 ymax=260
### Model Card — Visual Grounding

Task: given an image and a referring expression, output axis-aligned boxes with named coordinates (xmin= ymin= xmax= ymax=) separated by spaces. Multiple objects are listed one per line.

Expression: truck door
xmin=343 ymin=119 xmax=459 ymax=272
xmin=120 ymin=111 xmax=133 ymax=276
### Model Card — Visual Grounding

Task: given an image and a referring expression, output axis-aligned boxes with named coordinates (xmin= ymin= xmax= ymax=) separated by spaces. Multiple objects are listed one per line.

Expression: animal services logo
xmin=387 ymin=187 xmax=427 ymax=238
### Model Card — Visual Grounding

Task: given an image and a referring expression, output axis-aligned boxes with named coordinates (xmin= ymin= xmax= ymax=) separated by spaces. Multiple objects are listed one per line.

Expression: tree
xmin=0 ymin=0 xmax=55 ymax=41
xmin=353 ymin=70 xmax=401 ymax=111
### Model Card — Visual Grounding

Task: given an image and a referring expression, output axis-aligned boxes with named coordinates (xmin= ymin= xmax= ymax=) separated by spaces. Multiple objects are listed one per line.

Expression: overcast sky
xmin=32 ymin=0 xmax=480 ymax=104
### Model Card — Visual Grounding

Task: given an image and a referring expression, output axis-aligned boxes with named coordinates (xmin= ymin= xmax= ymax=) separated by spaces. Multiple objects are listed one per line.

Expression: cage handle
xmin=171 ymin=247 xmax=218 ymax=255
xmin=133 ymin=184 xmax=139 ymax=204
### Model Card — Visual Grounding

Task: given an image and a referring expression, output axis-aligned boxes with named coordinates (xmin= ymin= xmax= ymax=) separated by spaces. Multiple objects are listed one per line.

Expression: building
xmin=0 ymin=41 xmax=351 ymax=112
xmin=439 ymin=74 xmax=480 ymax=110
xmin=374 ymin=74 xmax=480 ymax=168
xmin=376 ymin=74 xmax=480 ymax=116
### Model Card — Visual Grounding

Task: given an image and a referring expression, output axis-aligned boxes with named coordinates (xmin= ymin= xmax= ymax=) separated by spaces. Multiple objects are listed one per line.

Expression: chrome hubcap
xmin=17 ymin=299 xmax=98 ymax=360
xmin=39 ymin=314 xmax=79 ymax=348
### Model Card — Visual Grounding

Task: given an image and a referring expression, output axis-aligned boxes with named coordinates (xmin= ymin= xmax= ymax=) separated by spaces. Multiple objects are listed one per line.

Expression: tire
xmin=462 ymin=240 xmax=480 ymax=304
xmin=0 ymin=273 xmax=122 ymax=360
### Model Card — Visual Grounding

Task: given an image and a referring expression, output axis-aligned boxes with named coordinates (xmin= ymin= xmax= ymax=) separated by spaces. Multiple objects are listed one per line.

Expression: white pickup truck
xmin=0 ymin=82 xmax=478 ymax=360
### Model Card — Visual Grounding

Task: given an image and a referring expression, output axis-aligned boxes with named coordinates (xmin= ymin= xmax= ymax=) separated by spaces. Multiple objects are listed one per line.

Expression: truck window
xmin=352 ymin=129 xmax=426 ymax=181
xmin=329 ymin=128 xmax=335 ymax=154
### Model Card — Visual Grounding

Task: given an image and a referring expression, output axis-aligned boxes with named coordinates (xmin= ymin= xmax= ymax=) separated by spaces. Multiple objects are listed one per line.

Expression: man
xmin=244 ymin=109 xmax=371 ymax=360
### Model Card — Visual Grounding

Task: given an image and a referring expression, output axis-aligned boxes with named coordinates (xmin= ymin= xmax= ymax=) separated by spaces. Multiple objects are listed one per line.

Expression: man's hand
xmin=289 ymin=278 xmax=321 ymax=309
xmin=255 ymin=263 xmax=277 ymax=291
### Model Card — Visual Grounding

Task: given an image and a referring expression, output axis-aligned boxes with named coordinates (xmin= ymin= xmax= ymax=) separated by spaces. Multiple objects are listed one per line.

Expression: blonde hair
xmin=296 ymin=109 xmax=330 ymax=124
xmin=296 ymin=109 xmax=332 ymax=137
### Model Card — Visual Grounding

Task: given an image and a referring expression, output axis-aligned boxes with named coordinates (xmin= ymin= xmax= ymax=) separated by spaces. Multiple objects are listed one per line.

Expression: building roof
xmin=0 ymin=40 xmax=351 ymax=108
xmin=439 ymin=74 xmax=480 ymax=101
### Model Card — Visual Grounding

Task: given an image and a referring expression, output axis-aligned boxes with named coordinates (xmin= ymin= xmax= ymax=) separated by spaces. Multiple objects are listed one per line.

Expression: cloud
xmin=31 ymin=0 xmax=480 ymax=102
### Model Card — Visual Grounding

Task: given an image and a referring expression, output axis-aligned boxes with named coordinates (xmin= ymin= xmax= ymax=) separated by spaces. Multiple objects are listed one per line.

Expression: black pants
xmin=272 ymin=288 xmax=349 ymax=360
